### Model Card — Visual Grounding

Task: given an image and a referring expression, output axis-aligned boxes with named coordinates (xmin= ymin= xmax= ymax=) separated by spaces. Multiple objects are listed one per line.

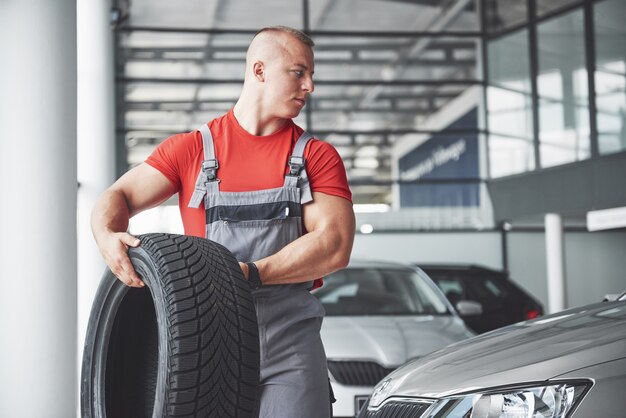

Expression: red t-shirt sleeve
xmin=305 ymin=139 xmax=352 ymax=202
xmin=145 ymin=131 xmax=201 ymax=191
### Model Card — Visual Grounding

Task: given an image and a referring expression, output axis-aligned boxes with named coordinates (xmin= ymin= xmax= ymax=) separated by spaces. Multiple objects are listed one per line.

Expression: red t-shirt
xmin=146 ymin=108 xmax=352 ymax=237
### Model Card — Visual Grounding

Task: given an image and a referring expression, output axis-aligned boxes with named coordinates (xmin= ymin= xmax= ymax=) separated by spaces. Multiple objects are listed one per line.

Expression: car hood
xmin=385 ymin=300 xmax=626 ymax=399
xmin=321 ymin=315 xmax=473 ymax=367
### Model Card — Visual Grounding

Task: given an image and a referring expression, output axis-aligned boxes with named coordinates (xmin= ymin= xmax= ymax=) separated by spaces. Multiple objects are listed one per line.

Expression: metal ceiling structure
xmin=113 ymin=0 xmax=483 ymax=204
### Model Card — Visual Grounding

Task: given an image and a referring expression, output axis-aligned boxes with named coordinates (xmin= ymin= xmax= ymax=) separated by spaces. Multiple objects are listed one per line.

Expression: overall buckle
xmin=202 ymin=159 xmax=219 ymax=182
xmin=288 ymin=156 xmax=305 ymax=177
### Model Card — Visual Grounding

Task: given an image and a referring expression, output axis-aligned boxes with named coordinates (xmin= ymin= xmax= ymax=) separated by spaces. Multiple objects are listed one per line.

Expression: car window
xmin=433 ymin=278 xmax=465 ymax=301
xmin=467 ymin=276 xmax=509 ymax=300
xmin=314 ymin=267 xmax=449 ymax=316
xmin=484 ymin=279 xmax=506 ymax=297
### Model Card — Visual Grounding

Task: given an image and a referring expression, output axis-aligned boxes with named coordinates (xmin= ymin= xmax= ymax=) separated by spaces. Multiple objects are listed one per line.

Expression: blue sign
xmin=399 ymin=108 xmax=479 ymax=207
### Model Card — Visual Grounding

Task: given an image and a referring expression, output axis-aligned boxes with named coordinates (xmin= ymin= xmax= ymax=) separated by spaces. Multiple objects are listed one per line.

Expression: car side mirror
xmin=456 ymin=300 xmax=483 ymax=317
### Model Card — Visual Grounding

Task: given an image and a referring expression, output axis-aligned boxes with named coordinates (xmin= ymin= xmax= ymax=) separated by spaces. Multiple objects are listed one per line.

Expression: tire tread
xmin=128 ymin=233 xmax=259 ymax=417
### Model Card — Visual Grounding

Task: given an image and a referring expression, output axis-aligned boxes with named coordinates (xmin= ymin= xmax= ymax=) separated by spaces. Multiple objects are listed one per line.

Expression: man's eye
xmin=292 ymin=70 xmax=304 ymax=78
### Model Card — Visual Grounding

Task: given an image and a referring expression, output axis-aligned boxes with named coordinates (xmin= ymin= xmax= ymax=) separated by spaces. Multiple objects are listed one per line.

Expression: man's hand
xmin=98 ymin=232 xmax=144 ymax=287
xmin=239 ymin=262 xmax=249 ymax=281
xmin=91 ymin=163 xmax=177 ymax=288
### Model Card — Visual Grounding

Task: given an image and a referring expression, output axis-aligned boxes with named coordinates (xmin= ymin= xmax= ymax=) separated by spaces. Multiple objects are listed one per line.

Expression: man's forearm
xmin=89 ymin=164 xmax=177 ymax=287
xmin=90 ymin=188 xmax=145 ymax=287
xmin=255 ymin=227 xmax=352 ymax=285
xmin=254 ymin=193 xmax=355 ymax=285
xmin=91 ymin=189 xmax=132 ymax=243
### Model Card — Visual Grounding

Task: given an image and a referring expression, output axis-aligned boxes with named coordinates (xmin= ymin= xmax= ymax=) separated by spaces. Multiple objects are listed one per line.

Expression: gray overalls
xmin=188 ymin=124 xmax=330 ymax=418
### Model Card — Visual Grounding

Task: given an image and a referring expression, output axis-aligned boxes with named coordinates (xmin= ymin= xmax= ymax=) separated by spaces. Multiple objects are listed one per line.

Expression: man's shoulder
xmin=291 ymin=124 xmax=333 ymax=152
xmin=304 ymin=136 xmax=340 ymax=158
xmin=159 ymin=130 xmax=202 ymax=153
xmin=171 ymin=130 xmax=200 ymax=141
xmin=147 ymin=129 xmax=203 ymax=172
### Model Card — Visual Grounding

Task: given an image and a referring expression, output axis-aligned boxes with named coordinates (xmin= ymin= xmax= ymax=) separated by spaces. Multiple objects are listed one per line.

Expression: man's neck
xmin=233 ymin=101 xmax=288 ymax=136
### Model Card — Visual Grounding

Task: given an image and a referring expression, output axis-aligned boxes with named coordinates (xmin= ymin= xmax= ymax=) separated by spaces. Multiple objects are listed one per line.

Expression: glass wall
xmin=486 ymin=0 xmax=626 ymax=180
xmin=537 ymin=9 xmax=590 ymax=168
xmin=594 ymin=0 xmax=626 ymax=155
xmin=485 ymin=0 xmax=527 ymax=34
xmin=487 ymin=30 xmax=535 ymax=177
xmin=536 ymin=0 xmax=583 ymax=17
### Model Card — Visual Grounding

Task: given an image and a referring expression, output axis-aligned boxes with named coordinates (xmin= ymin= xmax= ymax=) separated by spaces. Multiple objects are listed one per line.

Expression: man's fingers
xmin=114 ymin=270 xmax=144 ymax=287
xmin=97 ymin=232 xmax=144 ymax=287
xmin=106 ymin=239 xmax=144 ymax=287
xmin=110 ymin=266 xmax=132 ymax=287
xmin=119 ymin=257 xmax=145 ymax=287
xmin=121 ymin=233 xmax=141 ymax=248
xmin=239 ymin=262 xmax=249 ymax=280
xmin=117 ymin=233 xmax=143 ymax=286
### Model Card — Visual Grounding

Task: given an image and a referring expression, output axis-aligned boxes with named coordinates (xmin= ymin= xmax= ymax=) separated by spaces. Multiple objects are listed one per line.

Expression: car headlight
xmin=426 ymin=381 xmax=591 ymax=418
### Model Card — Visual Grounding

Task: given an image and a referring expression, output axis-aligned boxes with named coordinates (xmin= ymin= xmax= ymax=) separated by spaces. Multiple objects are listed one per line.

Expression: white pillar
xmin=545 ymin=213 xmax=567 ymax=313
xmin=76 ymin=0 xmax=116 ymax=386
xmin=0 ymin=1 xmax=77 ymax=417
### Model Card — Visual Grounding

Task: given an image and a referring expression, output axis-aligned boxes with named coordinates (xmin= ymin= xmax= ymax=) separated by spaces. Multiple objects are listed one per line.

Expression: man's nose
xmin=302 ymin=76 xmax=314 ymax=93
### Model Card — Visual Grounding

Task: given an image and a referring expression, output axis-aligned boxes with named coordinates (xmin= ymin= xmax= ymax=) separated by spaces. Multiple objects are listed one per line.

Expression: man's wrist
xmin=245 ymin=262 xmax=262 ymax=290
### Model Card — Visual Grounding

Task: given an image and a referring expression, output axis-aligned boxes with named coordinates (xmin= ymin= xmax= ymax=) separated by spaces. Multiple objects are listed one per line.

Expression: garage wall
xmin=505 ymin=232 xmax=548 ymax=308
xmin=352 ymin=231 xmax=503 ymax=267
xmin=506 ymin=231 xmax=626 ymax=308
xmin=564 ymin=232 xmax=626 ymax=306
xmin=353 ymin=229 xmax=626 ymax=310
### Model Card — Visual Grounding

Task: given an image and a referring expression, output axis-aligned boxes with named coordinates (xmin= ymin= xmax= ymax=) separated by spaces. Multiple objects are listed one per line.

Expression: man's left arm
xmin=240 ymin=192 xmax=355 ymax=284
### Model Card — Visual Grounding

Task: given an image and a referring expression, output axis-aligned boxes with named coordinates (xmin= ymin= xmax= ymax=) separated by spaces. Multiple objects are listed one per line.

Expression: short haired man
xmin=91 ymin=26 xmax=355 ymax=417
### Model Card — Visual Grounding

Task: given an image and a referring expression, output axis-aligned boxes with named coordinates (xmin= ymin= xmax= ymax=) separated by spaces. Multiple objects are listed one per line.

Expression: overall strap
xmin=188 ymin=124 xmax=220 ymax=208
xmin=284 ymin=131 xmax=313 ymax=204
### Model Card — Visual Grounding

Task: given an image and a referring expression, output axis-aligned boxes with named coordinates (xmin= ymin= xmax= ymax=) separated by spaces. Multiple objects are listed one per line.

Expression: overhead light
xmin=360 ymin=224 xmax=374 ymax=234
xmin=587 ymin=206 xmax=626 ymax=231
xmin=381 ymin=65 xmax=396 ymax=81
xmin=353 ymin=157 xmax=379 ymax=169
xmin=354 ymin=204 xmax=390 ymax=213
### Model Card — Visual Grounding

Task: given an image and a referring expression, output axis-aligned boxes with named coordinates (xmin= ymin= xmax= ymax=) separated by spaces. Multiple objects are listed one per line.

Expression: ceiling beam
xmin=116 ymin=76 xmax=482 ymax=86
xmin=122 ymin=48 xmax=476 ymax=66
xmin=116 ymin=26 xmax=482 ymax=38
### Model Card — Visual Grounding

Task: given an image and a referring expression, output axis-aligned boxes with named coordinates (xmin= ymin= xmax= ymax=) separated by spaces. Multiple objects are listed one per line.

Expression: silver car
xmin=359 ymin=291 xmax=626 ymax=417
xmin=313 ymin=260 xmax=476 ymax=417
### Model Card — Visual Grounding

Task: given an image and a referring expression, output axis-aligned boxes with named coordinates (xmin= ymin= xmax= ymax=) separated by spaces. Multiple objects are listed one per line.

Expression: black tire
xmin=81 ymin=233 xmax=260 ymax=418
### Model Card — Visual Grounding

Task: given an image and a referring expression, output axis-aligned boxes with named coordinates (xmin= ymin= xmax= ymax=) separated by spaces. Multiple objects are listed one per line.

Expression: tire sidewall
xmin=81 ymin=248 xmax=170 ymax=418
xmin=129 ymin=248 xmax=170 ymax=418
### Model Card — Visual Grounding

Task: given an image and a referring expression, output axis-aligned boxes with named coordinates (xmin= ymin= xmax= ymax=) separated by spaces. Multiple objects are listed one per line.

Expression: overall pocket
xmin=207 ymin=217 xmax=302 ymax=262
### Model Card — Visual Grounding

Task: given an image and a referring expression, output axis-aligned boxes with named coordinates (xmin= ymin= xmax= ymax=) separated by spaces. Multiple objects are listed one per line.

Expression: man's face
xmin=262 ymin=36 xmax=315 ymax=120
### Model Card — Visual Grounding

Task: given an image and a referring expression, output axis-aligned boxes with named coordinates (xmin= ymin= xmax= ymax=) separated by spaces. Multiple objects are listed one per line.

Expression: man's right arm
xmin=91 ymin=163 xmax=177 ymax=287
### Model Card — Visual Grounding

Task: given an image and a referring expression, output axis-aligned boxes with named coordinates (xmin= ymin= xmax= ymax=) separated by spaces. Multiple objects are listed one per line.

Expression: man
xmin=91 ymin=26 xmax=355 ymax=417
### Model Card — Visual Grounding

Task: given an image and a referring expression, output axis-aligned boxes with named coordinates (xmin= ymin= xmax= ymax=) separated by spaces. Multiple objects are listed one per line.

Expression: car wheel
xmin=81 ymin=233 xmax=259 ymax=417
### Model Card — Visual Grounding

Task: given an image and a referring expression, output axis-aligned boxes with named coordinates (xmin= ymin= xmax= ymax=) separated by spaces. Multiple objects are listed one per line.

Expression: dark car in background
xmin=417 ymin=264 xmax=544 ymax=333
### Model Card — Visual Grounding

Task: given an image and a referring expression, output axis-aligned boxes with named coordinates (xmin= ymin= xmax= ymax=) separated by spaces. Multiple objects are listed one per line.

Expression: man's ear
xmin=253 ymin=61 xmax=265 ymax=82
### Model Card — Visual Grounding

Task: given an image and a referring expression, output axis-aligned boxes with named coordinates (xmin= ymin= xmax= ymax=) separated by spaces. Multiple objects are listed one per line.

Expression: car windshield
xmin=314 ymin=267 xmax=450 ymax=316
